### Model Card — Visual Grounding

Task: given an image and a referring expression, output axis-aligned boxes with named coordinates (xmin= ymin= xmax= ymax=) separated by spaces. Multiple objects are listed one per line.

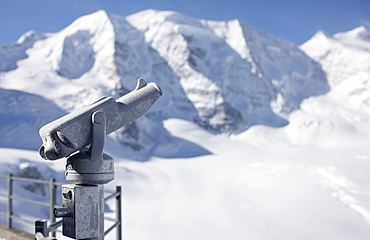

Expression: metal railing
xmin=0 ymin=173 xmax=122 ymax=239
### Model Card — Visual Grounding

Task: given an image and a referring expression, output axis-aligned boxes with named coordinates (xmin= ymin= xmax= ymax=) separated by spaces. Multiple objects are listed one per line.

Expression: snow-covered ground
xmin=2 ymin=105 xmax=370 ymax=240
xmin=113 ymin=114 xmax=370 ymax=240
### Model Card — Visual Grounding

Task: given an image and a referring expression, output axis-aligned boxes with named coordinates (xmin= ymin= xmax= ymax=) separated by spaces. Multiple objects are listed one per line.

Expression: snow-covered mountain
xmin=0 ymin=10 xmax=329 ymax=157
xmin=267 ymin=26 xmax=370 ymax=148
xmin=2 ymin=10 xmax=370 ymax=240
xmin=301 ymin=26 xmax=370 ymax=113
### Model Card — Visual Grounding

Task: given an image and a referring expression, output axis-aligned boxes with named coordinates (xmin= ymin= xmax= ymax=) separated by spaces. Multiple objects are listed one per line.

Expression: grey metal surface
xmin=7 ymin=173 xmax=13 ymax=228
xmin=65 ymin=110 xmax=115 ymax=185
xmin=39 ymin=79 xmax=162 ymax=161
xmin=57 ymin=184 xmax=104 ymax=239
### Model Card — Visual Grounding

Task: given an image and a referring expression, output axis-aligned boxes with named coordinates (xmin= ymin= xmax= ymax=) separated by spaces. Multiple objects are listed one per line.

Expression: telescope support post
xmin=55 ymin=111 xmax=113 ymax=240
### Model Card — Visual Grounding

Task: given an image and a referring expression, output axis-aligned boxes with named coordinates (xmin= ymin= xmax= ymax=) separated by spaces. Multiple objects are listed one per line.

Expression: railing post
xmin=49 ymin=178 xmax=56 ymax=237
xmin=7 ymin=173 xmax=13 ymax=228
xmin=116 ymin=186 xmax=122 ymax=240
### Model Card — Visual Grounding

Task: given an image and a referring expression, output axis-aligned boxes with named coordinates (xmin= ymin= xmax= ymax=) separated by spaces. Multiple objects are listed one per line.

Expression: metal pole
xmin=76 ymin=184 xmax=104 ymax=240
xmin=49 ymin=178 xmax=56 ymax=237
xmin=7 ymin=173 xmax=13 ymax=228
xmin=116 ymin=186 xmax=122 ymax=240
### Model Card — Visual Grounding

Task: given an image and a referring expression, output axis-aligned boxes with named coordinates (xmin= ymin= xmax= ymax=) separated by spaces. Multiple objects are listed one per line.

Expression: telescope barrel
xmin=39 ymin=79 xmax=162 ymax=160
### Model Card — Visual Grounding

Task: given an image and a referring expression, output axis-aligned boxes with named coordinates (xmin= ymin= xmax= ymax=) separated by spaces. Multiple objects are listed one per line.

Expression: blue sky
xmin=1 ymin=0 xmax=370 ymax=47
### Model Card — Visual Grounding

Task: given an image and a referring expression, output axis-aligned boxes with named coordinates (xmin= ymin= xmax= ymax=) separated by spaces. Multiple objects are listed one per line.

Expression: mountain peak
xmin=130 ymin=9 xmax=196 ymax=21
xmin=300 ymin=30 xmax=339 ymax=59
xmin=63 ymin=10 xmax=113 ymax=33
xmin=313 ymin=30 xmax=331 ymax=39
xmin=334 ymin=26 xmax=369 ymax=37
xmin=331 ymin=26 xmax=370 ymax=52
xmin=127 ymin=8 xmax=206 ymax=33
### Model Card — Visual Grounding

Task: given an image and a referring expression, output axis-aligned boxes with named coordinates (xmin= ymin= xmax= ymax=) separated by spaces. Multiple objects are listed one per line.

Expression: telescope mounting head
xmin=65 ymin=111 xmax=114 ymax=185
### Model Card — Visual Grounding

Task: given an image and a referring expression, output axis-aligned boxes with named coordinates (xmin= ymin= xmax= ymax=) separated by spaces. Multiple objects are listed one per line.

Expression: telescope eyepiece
xmin=39 ymin=145 xmax=59 ymax=160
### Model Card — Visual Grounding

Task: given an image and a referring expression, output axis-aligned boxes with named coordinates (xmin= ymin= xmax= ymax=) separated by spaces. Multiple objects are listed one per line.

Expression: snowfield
xmin=1 ymin=9 xmax=370 ymax=240
xmin=2 ymin=113 xmax=370 ymax=239
xmin=116 ymin=116 xmax=370 ymax=240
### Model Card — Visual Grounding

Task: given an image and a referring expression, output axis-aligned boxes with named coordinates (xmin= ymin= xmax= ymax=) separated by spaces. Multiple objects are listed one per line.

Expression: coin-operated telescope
xmin=38 ymin=79 xmax=162 ymax=239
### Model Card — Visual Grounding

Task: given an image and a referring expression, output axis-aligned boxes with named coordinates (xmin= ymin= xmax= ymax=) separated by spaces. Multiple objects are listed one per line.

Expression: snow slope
xmin=0 ymin=10 xmax=370 ymax=240
xmin=0 ymin=88 xmax=66 ymax=150
xmin=2 ymin=115 xmax=370 ymax=239
xmin=116 ymin=118 xmax=370 ymax=240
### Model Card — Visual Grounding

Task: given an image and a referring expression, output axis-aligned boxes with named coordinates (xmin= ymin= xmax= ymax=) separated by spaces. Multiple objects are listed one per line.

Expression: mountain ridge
xmin=0 ymin=9 xmax=329 ymax=157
